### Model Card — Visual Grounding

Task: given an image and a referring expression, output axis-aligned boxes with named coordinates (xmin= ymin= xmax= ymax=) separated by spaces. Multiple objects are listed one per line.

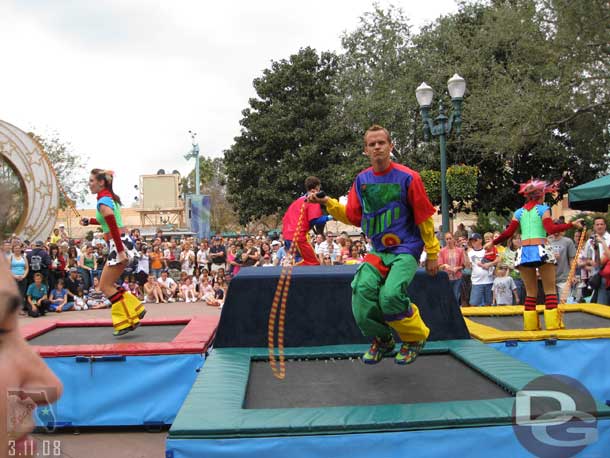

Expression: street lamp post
xmin=415 ymin=74 xmax=466 ymax=235
xmin=185 ymin=130 xmax=201 ymax=196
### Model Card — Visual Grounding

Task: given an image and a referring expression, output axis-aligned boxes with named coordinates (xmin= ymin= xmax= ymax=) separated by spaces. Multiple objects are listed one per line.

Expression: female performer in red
xmin=80 ymin=169 xmax=145 ymax=336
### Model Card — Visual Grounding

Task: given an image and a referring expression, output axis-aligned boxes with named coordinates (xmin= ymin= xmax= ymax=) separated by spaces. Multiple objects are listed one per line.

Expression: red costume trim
xmin=542 ymin=218 xmax=574 ymax=235
xmin=363 ymin=253 xmax=390 ymax=279
xmin=88 ymin=217 xmax=99 ymax=225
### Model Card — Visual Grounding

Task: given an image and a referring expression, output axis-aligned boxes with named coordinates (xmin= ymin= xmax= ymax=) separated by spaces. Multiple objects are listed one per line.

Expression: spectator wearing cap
xmin=27 ymin=240 xmax=51 ymax=285
xmin=467 ymin=233 xmax=494 ymax=306
xmin=549 ymin=220 xmax=576 ymax=299
xmin=271 ymin=240 xmax=284 ymax=266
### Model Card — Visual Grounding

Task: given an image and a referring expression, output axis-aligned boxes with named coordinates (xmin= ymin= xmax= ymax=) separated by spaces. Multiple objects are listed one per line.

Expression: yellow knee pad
xmin=523 ymin=310 xmax=540 ymax=331
xmin=387 ymin=303 xmax=430 ymax=343
xmin=544 ymin=308 xmax=564 ymax=331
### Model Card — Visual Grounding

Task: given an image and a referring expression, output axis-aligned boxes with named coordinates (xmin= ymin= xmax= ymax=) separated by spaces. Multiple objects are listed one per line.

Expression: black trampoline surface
xmin=28 ymin=324 xmax=186 ymax=345
xmin=245 ymin=354 xmax=511 ymax=409
xmin=468 ymin=311 xmax=610 ymax=331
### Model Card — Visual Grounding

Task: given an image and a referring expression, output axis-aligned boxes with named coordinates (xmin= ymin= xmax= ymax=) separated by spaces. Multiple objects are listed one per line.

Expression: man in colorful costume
xmin=81 ymin=169 xmax=146 ymax=336
xmin=309 ymin=125 xmax=440 ymax=364
xmin=486 ymin=179 xmax=582 ymax=331
xmin=282 ymin=176 xmax=332 ymax=266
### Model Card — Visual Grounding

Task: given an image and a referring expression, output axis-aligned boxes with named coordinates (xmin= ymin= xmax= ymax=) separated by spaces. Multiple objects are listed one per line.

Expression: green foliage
xmin=225 ymin=47 xmax=361 ymax=225
xmin=420 ymin=170 xmax=441 ymax=205
xmin=32 ymin=132 xmax=89 ymax=208
xmin=446 ymin=165 xmax=478 ymax=200
xmin=225 ymin=1 xmax=610 ymax=224
xmin=473 ymin=211 xmax=511 ymax=235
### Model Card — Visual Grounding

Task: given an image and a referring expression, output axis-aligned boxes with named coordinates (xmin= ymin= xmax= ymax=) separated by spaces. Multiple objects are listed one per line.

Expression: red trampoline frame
xmin=19 ymin=316 xmax=219 ymax=357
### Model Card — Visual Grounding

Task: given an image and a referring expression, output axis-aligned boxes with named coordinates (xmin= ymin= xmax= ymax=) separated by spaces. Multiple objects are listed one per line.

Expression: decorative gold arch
xmin=0 ymin=120 xmax=59 ymax=242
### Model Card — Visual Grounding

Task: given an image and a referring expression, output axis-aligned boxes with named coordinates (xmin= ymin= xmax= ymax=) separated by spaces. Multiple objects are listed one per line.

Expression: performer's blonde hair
xmin=364 ymin=124 xmax=392 ymax=146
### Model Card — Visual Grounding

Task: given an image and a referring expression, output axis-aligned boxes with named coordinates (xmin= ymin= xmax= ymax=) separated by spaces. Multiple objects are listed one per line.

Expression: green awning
xmin=568 ymin=175 xmax=610 ymax=212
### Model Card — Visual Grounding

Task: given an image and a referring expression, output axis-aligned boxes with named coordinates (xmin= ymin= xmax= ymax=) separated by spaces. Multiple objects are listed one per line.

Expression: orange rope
xmin=268 ymin=197 xmax=308 ymax=380
xmin=560 ymin=229 xmax=587 ymax=304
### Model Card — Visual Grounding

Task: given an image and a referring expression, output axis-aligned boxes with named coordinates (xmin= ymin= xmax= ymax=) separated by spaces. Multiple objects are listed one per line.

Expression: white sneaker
xmin=82 ymin=304 xmax=89 ymax=310
xmin=74 ymin=305 xmax=82 ymax=311
xmin=168 ymin=298 xmax=175 ymax=303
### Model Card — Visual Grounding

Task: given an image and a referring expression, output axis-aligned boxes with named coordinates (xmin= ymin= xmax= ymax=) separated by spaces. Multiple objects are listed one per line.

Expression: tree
xmin=225 ymin=47 xmax=361 ymax=225
xmin=338 ymin=1 xmax=609 ymax=215
xmin=411 ymin=0 xmax=609 ymax=214
xmin=31 ymin=132 xmax=89 ymax=208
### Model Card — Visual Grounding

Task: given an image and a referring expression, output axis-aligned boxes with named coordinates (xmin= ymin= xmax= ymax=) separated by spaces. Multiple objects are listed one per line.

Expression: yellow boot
xmin=523 ymin=310 xmax=540 ymax=331
xmin=544 ymin=308 xmax=564 ymax=331
xmin=111 ymin=296 xmax=133 ymax=336
xmin=123 ymin=291 xmax=146 ymax=322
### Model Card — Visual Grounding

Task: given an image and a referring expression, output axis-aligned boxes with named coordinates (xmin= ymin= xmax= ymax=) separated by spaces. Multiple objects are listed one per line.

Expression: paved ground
xmin=20 ymin=300 xmax=221 ymax=458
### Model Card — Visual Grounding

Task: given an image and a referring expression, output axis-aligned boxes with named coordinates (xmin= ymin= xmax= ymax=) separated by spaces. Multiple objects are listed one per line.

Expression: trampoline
xmin=20 ymin=317 xmax=219 ymax=427
xmin=462 ymin=303 xmax=610 ymax=342
xmin=28 ymin=324 xmax=186 ymax=345
xmin=167 ymin=340 xmax=610 ymax=458
xmin=245 ymin=354 xmax=510 ymax=409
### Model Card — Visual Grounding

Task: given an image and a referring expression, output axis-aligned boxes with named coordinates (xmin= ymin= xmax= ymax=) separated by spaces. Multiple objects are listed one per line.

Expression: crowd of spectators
xmin=6 ymin=216 xmax=609 ymax=317
xmin=435 ymin=218 xmax=610 ymax=307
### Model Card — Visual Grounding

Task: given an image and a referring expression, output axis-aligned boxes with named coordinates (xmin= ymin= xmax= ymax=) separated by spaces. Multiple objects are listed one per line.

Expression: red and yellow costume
xmin=89 ymin=189 xmax=145 ymax=334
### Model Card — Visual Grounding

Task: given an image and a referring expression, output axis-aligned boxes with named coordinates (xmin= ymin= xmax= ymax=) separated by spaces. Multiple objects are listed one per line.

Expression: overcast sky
xmin=0 ymin=0 xmax=458 ymax=208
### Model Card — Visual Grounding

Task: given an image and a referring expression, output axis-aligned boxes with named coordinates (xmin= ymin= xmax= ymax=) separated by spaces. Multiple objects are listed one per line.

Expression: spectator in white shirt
xmin=157 ymin=270 xmax=178 ymax=302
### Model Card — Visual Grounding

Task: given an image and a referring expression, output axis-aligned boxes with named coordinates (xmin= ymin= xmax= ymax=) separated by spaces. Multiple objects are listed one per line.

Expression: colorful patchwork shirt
xmin=326 ymin=162 xmax=440 ymax=260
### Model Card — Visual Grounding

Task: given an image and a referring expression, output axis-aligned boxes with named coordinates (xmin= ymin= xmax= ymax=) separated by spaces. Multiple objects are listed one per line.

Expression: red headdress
xmin=517 ymin=178 xmax=561 ymax=201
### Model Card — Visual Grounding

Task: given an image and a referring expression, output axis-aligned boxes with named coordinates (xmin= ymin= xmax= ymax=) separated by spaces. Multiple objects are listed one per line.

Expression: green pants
xmin=351 ymin=252 xmax=419 ymax=338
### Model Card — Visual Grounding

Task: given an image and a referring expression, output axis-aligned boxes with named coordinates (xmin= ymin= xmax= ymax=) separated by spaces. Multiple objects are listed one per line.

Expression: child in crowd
xmin=492 ymin=264 xmax=519 ymax=306
xmin=181 ymin=276 xmax=197 ymax=303
xmin=74 ymin=285 xmax=88 ymax=310
xmin=128 ymin=278 xmax=143 ymax=301
xmin=49 ymin=278 xmax=74 ymax=313
xmin=26 ymin=272 xmax=50 ymax=317
xmin=483 ymin=232 xmax=498 ymax=267
xmin=87 ymin=276 xmax=110 ymax=309
xmin=200 ymin=280 xmax=217 ymax=306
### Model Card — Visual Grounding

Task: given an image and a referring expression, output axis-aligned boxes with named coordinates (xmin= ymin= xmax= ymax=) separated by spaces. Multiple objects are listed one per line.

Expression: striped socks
xmin=524 ymin=296 xmax=537 ymax=311
xmin=545 ymin=294 xmax=558 ymax=310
